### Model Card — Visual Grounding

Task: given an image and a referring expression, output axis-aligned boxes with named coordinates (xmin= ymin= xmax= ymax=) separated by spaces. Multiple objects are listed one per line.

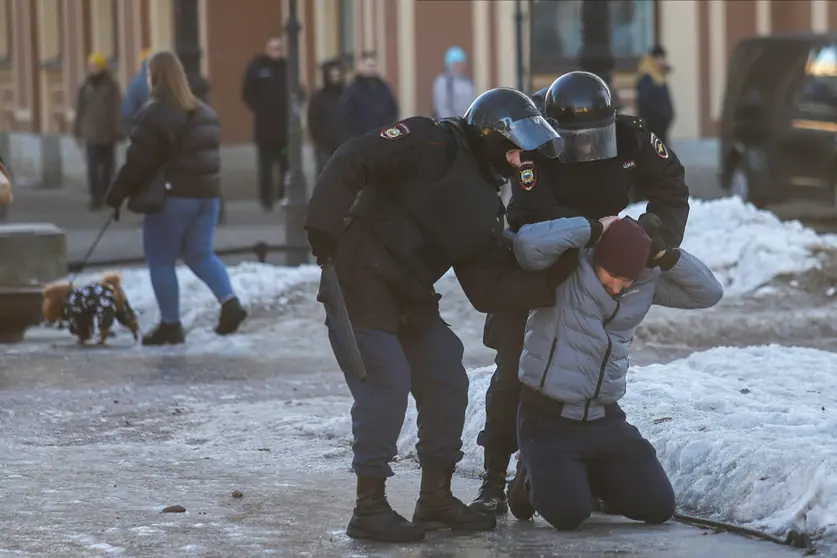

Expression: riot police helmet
xmin=464 ymin=87 xmax=564 ymax=167
xmin=530 ymin=86 xmax=549 ymax=114
xmin=543 ymin=71 xmax=618 ymax=163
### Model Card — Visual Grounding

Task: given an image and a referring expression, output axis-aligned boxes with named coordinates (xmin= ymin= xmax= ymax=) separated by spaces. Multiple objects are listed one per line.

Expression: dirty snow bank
xmin=77 ymin=262 xmax=321 ymax=332
xmin=398 ymin=345 xmax=837 ymax=548
xmin=622 ymin=197 xmax=837 ymax=296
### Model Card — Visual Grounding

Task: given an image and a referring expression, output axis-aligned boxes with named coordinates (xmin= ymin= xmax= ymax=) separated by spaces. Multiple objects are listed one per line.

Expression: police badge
xmin=650 ymin=132 xmax=669 ymax=159
xmin=518 ymin=161 xmax=537 ymax=190
xmin=380 ymin=122 xmax=410 ymax=140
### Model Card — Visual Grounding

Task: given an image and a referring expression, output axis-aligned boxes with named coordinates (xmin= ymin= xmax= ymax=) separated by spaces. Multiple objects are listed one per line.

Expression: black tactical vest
xmin=349 ymin=121 xmax=505 ymax=286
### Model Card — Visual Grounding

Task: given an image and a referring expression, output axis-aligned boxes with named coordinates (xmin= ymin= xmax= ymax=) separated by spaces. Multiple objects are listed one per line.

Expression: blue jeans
xmin=143 ymin=196 xmax=234 ymax=323
xmin=326 ymin=310 xmax=469 ymax=478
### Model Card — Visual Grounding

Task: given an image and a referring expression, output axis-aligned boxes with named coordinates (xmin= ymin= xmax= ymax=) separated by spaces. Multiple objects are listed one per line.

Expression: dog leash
xmin=68 ymin=212 xmax=116 ymax=286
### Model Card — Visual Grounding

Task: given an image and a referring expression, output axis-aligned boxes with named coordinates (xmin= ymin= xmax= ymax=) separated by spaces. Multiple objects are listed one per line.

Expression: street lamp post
xmin=284 ymin=0 xmax=309 ymax=266
xmin=514 ymin=0 xmax=525 ymax=92
xmin=578 ymin=0 xmax=619 ymax=107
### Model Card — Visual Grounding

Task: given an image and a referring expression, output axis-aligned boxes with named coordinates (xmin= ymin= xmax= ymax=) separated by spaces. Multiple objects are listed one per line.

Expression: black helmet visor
xmin=553 ymin=122 xmax=617 ymax=163
xmin=498 ymin=115 xmax=564 ymax=159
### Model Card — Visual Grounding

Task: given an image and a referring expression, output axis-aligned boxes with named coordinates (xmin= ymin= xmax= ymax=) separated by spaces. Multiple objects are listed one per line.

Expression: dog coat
xmin=61 ymin=283 xmax=137 ymax=340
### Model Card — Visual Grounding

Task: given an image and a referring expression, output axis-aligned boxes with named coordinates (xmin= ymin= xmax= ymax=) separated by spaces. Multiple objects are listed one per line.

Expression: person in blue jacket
xmin=122 ymin=49 xmax=151 ymax=132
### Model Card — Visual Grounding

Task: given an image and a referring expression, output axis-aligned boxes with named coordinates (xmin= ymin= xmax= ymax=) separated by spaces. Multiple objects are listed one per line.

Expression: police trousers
xmin=517 ymin=397 xmax=675 ymax=531
xmin=326 ymin=312 xmax=469 ymax=478
xmin=477 ymin=310 xmax=527 ymax=457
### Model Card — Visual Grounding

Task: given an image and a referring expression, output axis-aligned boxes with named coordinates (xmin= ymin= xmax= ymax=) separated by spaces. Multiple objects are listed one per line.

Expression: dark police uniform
xmin=305 ymin=109 xmax=575 ymax=541
xmin=476 ymin=114 xmax=690 ymax=484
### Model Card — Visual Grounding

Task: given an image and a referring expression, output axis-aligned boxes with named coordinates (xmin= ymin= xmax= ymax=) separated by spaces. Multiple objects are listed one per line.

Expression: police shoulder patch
xmin=518 ymin=161 xmax=537 ymax=190
xmin=380 ymin=122 xmax=410 ymax=140
xmin=650 ymin=132 xmax=669 ymax=159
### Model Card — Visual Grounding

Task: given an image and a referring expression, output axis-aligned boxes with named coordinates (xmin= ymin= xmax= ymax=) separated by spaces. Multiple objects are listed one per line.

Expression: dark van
xmin=720 ymin=33 xmax=837 ymax=209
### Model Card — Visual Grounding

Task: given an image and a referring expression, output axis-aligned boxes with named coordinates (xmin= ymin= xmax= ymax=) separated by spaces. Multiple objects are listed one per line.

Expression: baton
xmin=322 ymin=259 xmax=368 ymax=382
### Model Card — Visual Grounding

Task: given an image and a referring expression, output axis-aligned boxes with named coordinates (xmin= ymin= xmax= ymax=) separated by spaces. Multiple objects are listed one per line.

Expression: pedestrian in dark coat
xmin=339 ymin=51 xmax=398 ymax=138
xmin=636 ymin=45 xmax=675 ymax=145
xmin=242 ymin=35 xmax=290 ymax=210
xmin=307 ymin=59 xmax=347 ymax=175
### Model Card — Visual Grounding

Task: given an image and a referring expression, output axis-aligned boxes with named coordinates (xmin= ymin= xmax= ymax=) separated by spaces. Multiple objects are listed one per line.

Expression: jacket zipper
xmin=539 ymin=337 xmax=558 ymax=388
xmin=583 ymin=302 xmax=620 ymax=421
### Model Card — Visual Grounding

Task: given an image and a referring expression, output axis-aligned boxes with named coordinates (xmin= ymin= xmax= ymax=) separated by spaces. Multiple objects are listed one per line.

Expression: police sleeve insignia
xmin=518 ymin=161 xmax=537 ymax=190
xmin=380 ymin=122 xmax=410 ymax=140
xmin=650 ymin=132 xmax=669 ymax=159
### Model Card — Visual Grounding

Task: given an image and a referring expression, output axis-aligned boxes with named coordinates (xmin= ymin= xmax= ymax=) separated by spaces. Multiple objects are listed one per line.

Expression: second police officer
xmin=469 ymin=71 xmax=692 ymax=516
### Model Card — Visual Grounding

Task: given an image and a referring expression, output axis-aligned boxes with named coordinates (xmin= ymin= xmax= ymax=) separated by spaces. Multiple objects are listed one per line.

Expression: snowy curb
xmin=398 ymin=345 xmax=837 ymax=549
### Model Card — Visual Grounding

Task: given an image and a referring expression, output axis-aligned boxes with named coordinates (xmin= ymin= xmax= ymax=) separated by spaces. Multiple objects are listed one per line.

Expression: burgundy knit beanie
xmin=594 ymin=218 xmax=652 ymax=281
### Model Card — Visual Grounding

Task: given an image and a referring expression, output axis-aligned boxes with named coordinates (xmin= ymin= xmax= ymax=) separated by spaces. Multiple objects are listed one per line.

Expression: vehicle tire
xmin=728 ymin=158 xmax=769 ymax=209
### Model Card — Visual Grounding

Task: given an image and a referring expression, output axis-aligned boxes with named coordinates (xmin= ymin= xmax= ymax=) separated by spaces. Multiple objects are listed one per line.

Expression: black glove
xmin=637 ymin=212 xmax=668 ymax=267
xmin=306 ymin=228 xmax=338 ymax=266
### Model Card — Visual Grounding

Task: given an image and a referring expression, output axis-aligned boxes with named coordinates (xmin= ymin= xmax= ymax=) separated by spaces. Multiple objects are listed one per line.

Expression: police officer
xmin=305 ymin=88 xmax=579 ymax=543
xmin=469 ymin=71 xmax=691 ymax=515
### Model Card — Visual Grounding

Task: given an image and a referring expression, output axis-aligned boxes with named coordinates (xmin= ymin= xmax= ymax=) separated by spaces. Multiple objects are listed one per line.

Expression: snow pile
xmin=398 ymin=345 xmax=837 ymax=546
xmin=622 ymin=197 xmax=837 ymax=296
xmin=76 ymin=262 xmax=321 ymax=333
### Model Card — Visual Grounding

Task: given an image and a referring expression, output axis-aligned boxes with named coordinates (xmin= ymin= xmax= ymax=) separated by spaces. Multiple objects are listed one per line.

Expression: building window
xmin=0 ymin=0 xmax=11 ymax=64
xmin=338 ymin=0 xmax=354 ymax=68
xmin=530 ymin=0 xmax=655 ymax=74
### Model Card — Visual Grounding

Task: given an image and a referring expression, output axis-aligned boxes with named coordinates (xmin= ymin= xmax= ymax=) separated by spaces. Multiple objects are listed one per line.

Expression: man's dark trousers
xmin=86 ymin=144 xmax=115 ymax=205
xmin=256 ymin=140 xmax=289 ymax=209
xmin=517 ymin=399 xmax=675 ymax=531
xmin=326 ymin=313 xmax=469 ymax=477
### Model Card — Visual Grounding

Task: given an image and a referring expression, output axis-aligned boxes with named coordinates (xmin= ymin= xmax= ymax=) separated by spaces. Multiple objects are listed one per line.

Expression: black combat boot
xmin=214 ymin=297 xmax=247 ymax=335
xmin=141 ymin=322 xmax=186 ymax=346
xmin=346 ymin=476 xmax=425 ymax=543
xmin=468 ymin=453 xmax=510 ymax=514
xmin=412 ymin=467 xmax=497 ymax=531
xmin=507 ymin=459 xmax=535 ymax=521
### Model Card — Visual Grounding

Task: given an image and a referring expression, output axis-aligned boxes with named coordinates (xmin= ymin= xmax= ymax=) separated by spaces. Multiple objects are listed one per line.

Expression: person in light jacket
xmin=433 ymin=46 xmax=474 ymax=118
xmin=505 ymin=214 xmax=724 ymax=531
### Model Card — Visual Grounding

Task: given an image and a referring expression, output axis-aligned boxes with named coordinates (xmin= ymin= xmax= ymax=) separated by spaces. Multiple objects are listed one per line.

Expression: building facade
xmin=1 ymin=0 xmax=836 ymax=188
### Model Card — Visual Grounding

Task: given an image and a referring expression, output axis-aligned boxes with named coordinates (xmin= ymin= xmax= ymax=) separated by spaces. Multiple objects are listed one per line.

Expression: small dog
xmin=43 ymin=271 xmax=140 ymax=345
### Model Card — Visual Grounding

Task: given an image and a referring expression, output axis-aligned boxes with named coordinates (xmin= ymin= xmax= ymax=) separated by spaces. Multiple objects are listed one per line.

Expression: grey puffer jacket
xmin=513 ymin=217 xmax=724 ymax=421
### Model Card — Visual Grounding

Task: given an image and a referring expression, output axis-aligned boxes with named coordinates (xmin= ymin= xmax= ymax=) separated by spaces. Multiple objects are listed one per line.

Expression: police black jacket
xmin=508 ymin=114 xmax=689 ymax=245
xmin=305 ymin=116 xmax=574 ymax=333
xmin=482 ymin=115 xmax=690 ymax=351
xmin=105 ymin=97 xmax=222 ymax=207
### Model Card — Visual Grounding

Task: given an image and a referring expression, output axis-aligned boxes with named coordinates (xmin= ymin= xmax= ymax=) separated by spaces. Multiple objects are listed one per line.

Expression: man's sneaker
xmin=507 ymin=458 xmax=535 ymax=521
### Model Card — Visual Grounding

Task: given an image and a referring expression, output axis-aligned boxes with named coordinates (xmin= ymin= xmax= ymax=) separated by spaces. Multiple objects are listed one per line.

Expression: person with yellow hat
xmin=74 ymin=52 xmax=124 ymax=210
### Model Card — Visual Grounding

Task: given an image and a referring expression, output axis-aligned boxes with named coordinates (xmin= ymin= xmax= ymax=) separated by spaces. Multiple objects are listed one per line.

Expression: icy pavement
xmin=400 ymin=346 xmax=837 ymax=553
xmin=0 ymin=352 xmax=808 ymax=557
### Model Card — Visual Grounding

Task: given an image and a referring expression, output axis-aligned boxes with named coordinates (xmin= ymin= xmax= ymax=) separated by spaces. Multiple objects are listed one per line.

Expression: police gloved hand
xmin=307 ymin=228 xmax=338 ymax=266
xmin=637 ymin=212 xmax=667 ymax=267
